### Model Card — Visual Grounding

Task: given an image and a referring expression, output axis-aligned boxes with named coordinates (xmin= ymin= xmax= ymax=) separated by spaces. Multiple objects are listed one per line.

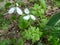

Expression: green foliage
xmin=53 ymin=0 xmax=60 ymax=7
xmin=0 ymin=14 xmax=11 ymax=30
xmin=55 ymin=20 xmax=60 ymax=27
xmin=46 ymin=12 xmax=60 ymax=26
xmin=0 ymin=18 xmax=4 ymax=24
xmin=29 ymin=0 xmax=47 ymax=10
xmin=1 ymin=23 xmax=8 ymax=30
xmin=0 ymin=19 xmax=10 ymax=30
xmin=0 ymin=0 xmax=4 ymax=2
xmin=0 ymin=39 xmax=11 ymax=45
xmin=48 ymin=27 xmax=60 ymax=38
xmin=17 ymin=38 xmax=24 ymax=45
xmin=18 ymin=16 xmax=29 ymax=29
xmin=39 ymin=0 xmax=46 ymax=10
xmin=11 ymin=15 xmax=17 ymax=20
xmin=0 ymin=13 xmax=3 ymax=17
xmin=40 ymin=18 xmax=48 ymax=28
xmin=45 ymin=13 xmax=60 ymax=40
xmin=46 ymin=12 xmax=60 ymax=38
xmin=48 ymin=36 xmax=60 ymax=45
xmin=5 ymin=2 xmax=11 ymax=7
xmin=31 ymin=4 xmax=45 ymax=16
xmin=0 ymin=38 xmax=24 ymax=45
xmin=22 ymin=26 xmax=43 ymax=43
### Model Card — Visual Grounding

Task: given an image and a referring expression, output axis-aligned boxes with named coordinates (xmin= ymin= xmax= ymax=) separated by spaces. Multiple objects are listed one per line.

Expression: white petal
xmin=16 ymin=7 xmax=23 ymax=15
xmin=23 ymin=15 xmax=30 ymax=20
xmin=24 ymin=8 xmax=29 ymax=14
xmin=30 ymin=15 xmax=36 ymax=20
xmin=8 ymin=7 xmax=15 ymax=14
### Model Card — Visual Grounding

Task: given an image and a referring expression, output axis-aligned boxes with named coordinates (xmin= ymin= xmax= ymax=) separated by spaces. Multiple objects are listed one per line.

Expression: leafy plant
xmin=32 ymin=0 xmax=46 ymax=16
xmin=40 ymin=18 xmax=48 ymax=28
xmin=22 ymin=26 xmax=43 ymax=43
xmin=48 ymin=36 xmax=60 ymax=45
xmin=31 ymin=3 xmax=45 ymax=17
xmin=29 ymin=0 xmax=47 ymax=10
xmin=46 ymin=12 xmax=60 ymax=38
xmin=18 ymin=16 xmax=29 ymax=29
xmin=39 ymin=0 xmax=46 ymax=10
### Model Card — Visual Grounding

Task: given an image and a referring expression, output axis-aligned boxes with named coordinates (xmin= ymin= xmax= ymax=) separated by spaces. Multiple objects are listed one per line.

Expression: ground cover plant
xmin=0 ymin=0 xmax=60 ymax=45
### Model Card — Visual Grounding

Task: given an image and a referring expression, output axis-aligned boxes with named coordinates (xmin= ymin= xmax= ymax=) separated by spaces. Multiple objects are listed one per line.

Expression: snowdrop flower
xmin=23 ymin=15 xmax=36 ymax=20
xmin=23 ymin=8 xmax=36 ymax=20
xmin=24 ymin=8 xmax=30 ymax=14
xmin=23 ymin=15 xmax=30 ymax=20
xmin=8 ymin=3 xmax=23 ymax=15
xmin=30 ymin=15 xmax=36 ymax=20
xmin=8 ymin=7 xmax=15 ymax=14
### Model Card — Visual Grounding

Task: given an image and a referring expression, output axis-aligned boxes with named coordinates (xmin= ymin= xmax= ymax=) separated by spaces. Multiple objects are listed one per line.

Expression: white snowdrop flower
xmin=23 ymin=8 xmax=36 ymax=20
xmin=16 ymin=7 xmax=23 ymax=15
xmin=23 ymin=15 xmax=36 ymax=20
xmin=24 ymin=8 xmax=30 ymax=14
xmin=8 ymin=7 xmax=23 ymax=15
xmin=8 ymin=7 xmax=15 ymax=14
xmin=23 ymin=15 xmax=30 ymax=20
xmin=30 ymin=15 xmax=36 ymax=20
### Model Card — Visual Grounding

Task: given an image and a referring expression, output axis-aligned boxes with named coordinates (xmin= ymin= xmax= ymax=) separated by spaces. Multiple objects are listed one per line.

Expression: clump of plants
xmin=22 ymin=26 xmax=43 ymax=43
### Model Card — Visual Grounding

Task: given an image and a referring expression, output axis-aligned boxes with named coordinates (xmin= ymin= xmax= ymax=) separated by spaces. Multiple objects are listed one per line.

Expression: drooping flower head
xmin=23 ymin=8 xmax=36 ymax=20
xmin=8 ymin=3 xmax=23 ymax=15
xmin=23 ymin=15 xmax=36 ymax=20
xmin=24 ymin=8 xmax=30 ymax=14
